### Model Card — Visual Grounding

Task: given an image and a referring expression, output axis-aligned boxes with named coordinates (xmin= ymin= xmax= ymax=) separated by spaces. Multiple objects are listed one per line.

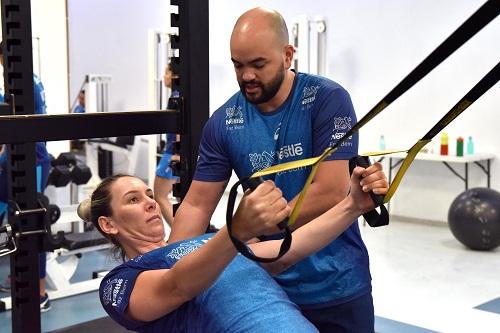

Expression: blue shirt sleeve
xmin=313 ymin=84 xmax=358 ymax=160
xmin=99 ymin=266 xmax=145 ymax=331
xmin=193 ymin=112 xmax=233 ymax=182
xmin=33 ymin=75 xmax=47 ymax=115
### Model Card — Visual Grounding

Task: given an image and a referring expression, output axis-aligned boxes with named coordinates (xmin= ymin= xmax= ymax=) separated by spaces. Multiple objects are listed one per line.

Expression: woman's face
xmin=108 ymin=176 xmax=165 ymax=244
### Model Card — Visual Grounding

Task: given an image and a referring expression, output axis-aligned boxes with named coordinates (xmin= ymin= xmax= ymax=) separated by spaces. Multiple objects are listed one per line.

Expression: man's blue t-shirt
xmin=73 ymin=105 xmax=85 ymax=113
xmin=194 ymin=72 xmax=371 ymax=307
xmin=100 ymin=233 xmax=318 ymax=333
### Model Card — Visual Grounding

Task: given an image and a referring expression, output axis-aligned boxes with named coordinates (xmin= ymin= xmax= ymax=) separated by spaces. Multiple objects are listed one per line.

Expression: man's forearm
xmin=169 ymin=204 xmax=211 ymax=242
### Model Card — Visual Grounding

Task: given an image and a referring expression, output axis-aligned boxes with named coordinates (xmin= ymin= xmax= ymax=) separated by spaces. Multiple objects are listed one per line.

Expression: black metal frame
xmin=170 ymin=0 xmax=209 ymax=201
xmin=0 ymin=1 xmax=209 ymax=332
xmin=0 ymin=111 xmax=180 ymax=143
xmin=1 ymin=1 xmax=42 ymax=332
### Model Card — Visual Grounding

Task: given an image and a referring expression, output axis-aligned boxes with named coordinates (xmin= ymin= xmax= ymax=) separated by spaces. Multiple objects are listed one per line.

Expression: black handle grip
xmin=243 ymin=176 xmax=265 ymax=191
xmin=227 ymin=177 xmax=292 ymax=263
xmin=348 ymin=155 xmax=389 ymax=227
xmin=242 ymin=177 xmax=289 ymax=231
xmin=349 ymin=155 xmax=385 ymax=206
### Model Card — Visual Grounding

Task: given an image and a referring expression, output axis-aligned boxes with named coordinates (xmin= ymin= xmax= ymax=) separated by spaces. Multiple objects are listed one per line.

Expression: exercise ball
xmin=448 ymin=187 xmax=500 ymax=251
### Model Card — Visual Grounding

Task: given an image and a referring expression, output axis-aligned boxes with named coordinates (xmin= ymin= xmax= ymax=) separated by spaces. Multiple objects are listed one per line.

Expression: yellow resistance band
xmin=250 ymin=146 xmax=337 ymax=227
xmin=359 ymin=140 xmax=431 ymax=203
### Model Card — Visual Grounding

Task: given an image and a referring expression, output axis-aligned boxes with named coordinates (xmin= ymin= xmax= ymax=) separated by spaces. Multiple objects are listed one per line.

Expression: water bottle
xmin=379 ymin=135 xmax=386 ymax=151
xmin=456 ymin=137 xmax=464 ymax=157
xmin=440 ymin=132 xmax=448 ymax=155
xmin=467 ymin=136 xmax=474 ymax=155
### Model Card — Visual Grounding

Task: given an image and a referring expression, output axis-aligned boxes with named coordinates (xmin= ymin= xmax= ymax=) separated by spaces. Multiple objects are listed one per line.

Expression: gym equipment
xmin=0 ymin=0 xmax=207 ymax=330
xmin=292 ymin=15 xmax=327 ymax=75
xmin=49 ymin=152 xmax=92 ymax=187
xmin=48 ymin=165 xmax=71 ymax=187
xmin=448 ymin=187 xmax=500 ymax=251
xmin=226 ymin=177 xmax=292 ymax=263
xmin=0 ymin=203 xmax=111 ymax=312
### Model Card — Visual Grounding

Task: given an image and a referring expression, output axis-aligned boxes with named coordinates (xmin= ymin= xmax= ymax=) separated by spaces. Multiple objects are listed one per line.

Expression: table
xmin=386 ymin=152 xmax=495 ymax=190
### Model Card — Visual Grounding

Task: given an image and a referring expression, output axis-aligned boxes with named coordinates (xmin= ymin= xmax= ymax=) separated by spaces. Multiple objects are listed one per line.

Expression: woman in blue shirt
xmin=78 ymin=162 xmax=387 ymax=332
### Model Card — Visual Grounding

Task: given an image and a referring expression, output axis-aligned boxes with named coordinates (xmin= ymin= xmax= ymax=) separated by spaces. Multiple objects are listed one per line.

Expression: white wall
xmin=67 ymin=0 xmax=171 ymax=111
xmin=32 ymin=0 xmax=70 ymax=156
xmin=0 ymin=0 xmax=70 ymax=156
xmin=209 ymin=0 xmax=500 ymax=223
xmin=63 ymin=1 xmax=499 ymax=223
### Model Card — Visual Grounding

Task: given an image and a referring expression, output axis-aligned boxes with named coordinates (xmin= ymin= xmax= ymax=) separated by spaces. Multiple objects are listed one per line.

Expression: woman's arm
xmin=126 ymin=182 xmax=289 ymax=322
xmin=251 ymin=162 xmax=388 ymax=275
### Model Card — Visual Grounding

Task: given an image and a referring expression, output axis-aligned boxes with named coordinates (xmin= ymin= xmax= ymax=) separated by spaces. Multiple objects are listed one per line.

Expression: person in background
xmin=0 ymin=40 xmax=52 ymax=312
xmin=154 ymin=63 xmax=180 ymax=226
xmin=70 ymin=89 xmax=86 ymax=151
xmin=72 ymin=89 xmax=86 ymax=113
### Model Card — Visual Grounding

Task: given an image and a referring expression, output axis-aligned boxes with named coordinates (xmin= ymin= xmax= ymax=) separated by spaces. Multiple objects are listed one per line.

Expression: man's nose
xmin=242 ymin=69 xmax=256 ymax=82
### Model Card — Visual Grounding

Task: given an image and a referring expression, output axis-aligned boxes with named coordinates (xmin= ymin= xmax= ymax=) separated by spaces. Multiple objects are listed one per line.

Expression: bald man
xmin=171 ymin=8 xmax=373 ymax=332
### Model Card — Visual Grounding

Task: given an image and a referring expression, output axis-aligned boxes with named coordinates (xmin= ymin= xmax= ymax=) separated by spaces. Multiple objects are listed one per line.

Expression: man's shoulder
xmin=211 ymin=91 xmax=245 ymax=119
xmin=33 ymin=74 xmax=44 ymax=87
xmin=294 ymin=72 xmax=351 ymax=110
xmin=297 ymin=72 xmax=347 ymax=93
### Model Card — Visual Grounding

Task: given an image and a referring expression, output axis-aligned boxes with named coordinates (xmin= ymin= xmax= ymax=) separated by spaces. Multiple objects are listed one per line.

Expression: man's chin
xmin=244 ymin=94 xmax=261 ymax=105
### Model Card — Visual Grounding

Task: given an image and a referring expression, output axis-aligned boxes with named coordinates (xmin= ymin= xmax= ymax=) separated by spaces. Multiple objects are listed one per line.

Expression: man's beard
xmin=239 ymin=68 xmax=285 ymax=105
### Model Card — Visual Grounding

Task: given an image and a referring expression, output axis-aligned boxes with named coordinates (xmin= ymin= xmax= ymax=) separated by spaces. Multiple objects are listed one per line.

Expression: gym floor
xmin=1 ymin=216 xmax=500 ymax=332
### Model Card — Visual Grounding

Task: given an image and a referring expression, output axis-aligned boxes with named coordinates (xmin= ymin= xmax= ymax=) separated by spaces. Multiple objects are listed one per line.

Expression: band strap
xmin=226 ymin=177 xmax=292 ymax=263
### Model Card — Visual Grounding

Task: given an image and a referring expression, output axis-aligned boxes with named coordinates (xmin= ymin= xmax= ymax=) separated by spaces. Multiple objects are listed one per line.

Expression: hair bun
xmin=77 ymin=198 xmax=92 ymax=222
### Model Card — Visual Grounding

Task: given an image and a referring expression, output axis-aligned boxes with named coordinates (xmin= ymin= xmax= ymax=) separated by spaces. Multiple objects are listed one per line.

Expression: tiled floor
xmin=1 ymin=216 xmax=500 ymax=332
xmin=363 ymin=220 xmax=500 ymax=333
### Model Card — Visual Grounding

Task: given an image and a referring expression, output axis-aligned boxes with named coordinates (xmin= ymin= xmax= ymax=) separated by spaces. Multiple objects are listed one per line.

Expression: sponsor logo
xmin=249 ymin=151 xmax=275 ymax=172
xmin=274 ymin=122 xmax=281 ymax=141
xmin=248 ymin=143 xmax=304 ymax=172
xmin=166 ymin=240 xmax=204 ymax=260
xmin=331 ymin=117 xmax=353 ymax=146
xmin=277 ymin=143 xmax=303 ymax=160
xmin=225 ymin=105 xmax=244 ymax=125
xmin=301 ymin=85 xmax=320 ymax=105
xmin=334 ymin=117 xmax=352 ymax=130
xmin=102 ymin=277 xmax=128 ymax=307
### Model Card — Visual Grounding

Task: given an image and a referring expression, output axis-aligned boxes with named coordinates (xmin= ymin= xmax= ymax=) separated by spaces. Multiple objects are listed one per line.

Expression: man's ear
xmin=283 ymin=44 xmax=295 ymax=69
xmin=98 ymin=216 xmax=118 ymax=235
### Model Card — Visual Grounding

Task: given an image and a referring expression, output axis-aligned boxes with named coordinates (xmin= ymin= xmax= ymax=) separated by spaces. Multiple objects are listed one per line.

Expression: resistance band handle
xmin=348 ymin=156 xmax=389 ymax=227
xmin=348 ymin=156 xmax=385 ymax=206
xmin=226 ymin=177 xmax=292 ymax=263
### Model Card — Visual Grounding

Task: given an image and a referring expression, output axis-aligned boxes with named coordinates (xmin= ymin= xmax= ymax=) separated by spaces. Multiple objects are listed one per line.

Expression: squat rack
xmin=0 ymin=0 xmax=209 ymax=332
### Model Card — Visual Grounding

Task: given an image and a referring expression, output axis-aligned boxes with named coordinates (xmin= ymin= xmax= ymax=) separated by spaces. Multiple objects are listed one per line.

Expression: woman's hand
xmin=231 ymin=180 xmax=290 ymax=242
xmin=349 ymin=162 xmax=388 ymax=213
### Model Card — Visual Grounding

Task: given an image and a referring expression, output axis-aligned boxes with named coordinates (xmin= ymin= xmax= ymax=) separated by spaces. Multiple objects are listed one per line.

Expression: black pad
xmin=62 ymin=230 xmax=108 ymax=251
